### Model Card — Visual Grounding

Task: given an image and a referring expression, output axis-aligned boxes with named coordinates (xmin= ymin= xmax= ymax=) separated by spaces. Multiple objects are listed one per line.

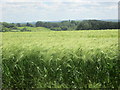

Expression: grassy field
xmin=2 ymin=29 xmax=119 ymax=88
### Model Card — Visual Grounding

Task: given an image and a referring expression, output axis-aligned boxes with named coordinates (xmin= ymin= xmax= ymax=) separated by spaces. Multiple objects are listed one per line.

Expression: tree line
xmin=0 ymin=20 xmax=118 ymax=32
xmin=76 ymin=20 xmax=118 ymax=30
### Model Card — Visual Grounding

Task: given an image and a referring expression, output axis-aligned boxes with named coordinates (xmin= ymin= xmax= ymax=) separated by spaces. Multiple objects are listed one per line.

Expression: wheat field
xmin=2 ymin=29 xmax=119 ymax=88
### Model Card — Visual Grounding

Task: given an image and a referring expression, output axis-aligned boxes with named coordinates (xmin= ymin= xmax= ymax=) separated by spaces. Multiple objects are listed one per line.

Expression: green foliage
xmin=1 ymin=22 xmax=51 ymax=32
xmin=20 ymin=28 xmax=31 ymax=32
xmin=50 ymin=27 xmax=62 ymax=31
xmin=2 ymin=22 xmax=16 ymax=29
xmin=61 ymin=26 xmax=68 ymax=30
xmin=35 ymin=20 xmax=80 ymax=31
xmin=2 ymin=30 xmax=119 ymax=88
xmin=76 ymin=20 xmax=118 ymax=30
xmin=35 ymin=21 xmax=44 ymax=27
xmin=1 ymin=22 xmax=17 ymax=32
xmin=35 ymin=20 xmax=118 ymax=31
xmin=16 ymin=23 xmax=21 ymax=27
xmin=1 ymin=27 xmax=11 ymax=32
xmin=0 ymin=20 xmax=118 ymax=32
xmin=18 ymin=27 xmax=51 ymax=32
xmin=26 ymin=23 xmax=34 ymax=27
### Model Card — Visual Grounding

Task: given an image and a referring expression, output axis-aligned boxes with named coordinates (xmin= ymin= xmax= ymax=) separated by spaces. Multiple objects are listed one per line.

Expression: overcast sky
xmin=0 ymin=0 xmax=119 ymax=23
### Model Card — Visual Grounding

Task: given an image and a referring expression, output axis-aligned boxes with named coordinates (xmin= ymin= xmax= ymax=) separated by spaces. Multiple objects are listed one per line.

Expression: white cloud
xmin=3 ymin=0 xmax=120 ymax=2
xmin=2 ymin=0 xmax=61 ymax=2
xmin=1 ymin=1 xmax=118 ymax=22
xmin=2 ymin=1 xmax=117 ymax=10
xmin=62 ymin=0 xmax=119 ymax=2
xmin=107 ymin=5 xmax=117 ymax=9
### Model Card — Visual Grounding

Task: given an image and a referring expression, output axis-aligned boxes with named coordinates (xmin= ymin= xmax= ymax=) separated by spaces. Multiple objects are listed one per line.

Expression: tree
xmin=26 ymin=23 xmax=34 ymax=27
xmin=21 ymin=28 xmax=27 ymax=32
xmin=16 ymin=23 xmax=21 ymax=27
xmin=2 ymin=27 xmax=11 ymax=32
xmin=35 ymin=21 xmax=44 ymax=27
xmin=76 ymin=20 xmax=118 ymax=30
xmin=61 ymin=26 xmax=68 ymax=30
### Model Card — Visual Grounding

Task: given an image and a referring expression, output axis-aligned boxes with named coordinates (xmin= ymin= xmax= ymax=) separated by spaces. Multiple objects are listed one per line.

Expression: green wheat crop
xmin=2 ymin=29 xmax=120 ymax=88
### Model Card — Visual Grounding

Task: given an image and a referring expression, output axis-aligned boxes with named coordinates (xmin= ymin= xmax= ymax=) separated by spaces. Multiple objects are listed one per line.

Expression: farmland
xmin=2 ymin=29 xmax=119 ymax=88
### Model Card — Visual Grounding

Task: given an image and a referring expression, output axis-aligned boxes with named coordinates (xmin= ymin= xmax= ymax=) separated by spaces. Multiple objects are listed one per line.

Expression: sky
xmin=0 ymin=0 xmax=119 ymax=23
